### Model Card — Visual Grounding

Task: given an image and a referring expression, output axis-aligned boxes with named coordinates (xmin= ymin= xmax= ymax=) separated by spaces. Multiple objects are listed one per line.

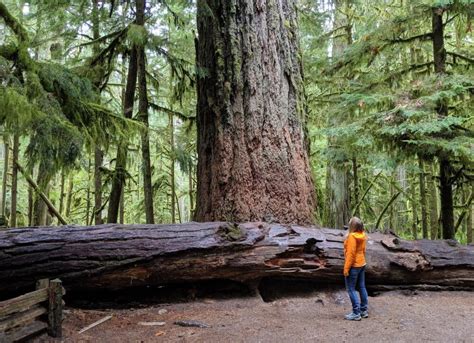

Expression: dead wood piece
xmin=78 ymin=315 xmax=112 ymax=334
xmin=174 ymin=320 xmax=210 ymax=328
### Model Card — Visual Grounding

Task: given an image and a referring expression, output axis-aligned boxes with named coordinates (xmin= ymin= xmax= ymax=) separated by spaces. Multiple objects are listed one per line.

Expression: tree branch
xmin=447 ymin=52 xmax=474 ymax=64
xmin=0 ymin=2 xmax=29 ymax=43
xmin=388 ymin=32 xmax=432 ymax=44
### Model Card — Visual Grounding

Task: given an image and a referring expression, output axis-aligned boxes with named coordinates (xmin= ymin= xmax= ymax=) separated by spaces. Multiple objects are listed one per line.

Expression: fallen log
xmin=0 ymin=222 xmax=473 ymax=297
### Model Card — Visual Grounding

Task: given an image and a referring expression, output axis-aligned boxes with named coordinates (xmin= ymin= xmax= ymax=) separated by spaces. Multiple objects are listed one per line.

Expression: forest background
xmin=0 ymin=0 xmax=472 ymax=243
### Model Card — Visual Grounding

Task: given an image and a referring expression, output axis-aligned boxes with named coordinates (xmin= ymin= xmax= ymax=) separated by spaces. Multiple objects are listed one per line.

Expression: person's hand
xmin=344 ymin=271 xmax=349 ymax=277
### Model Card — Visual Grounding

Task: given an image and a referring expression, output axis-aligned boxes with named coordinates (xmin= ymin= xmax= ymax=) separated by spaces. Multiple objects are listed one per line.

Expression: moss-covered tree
xmin=195 ymin=0 xmax=316 ymax=224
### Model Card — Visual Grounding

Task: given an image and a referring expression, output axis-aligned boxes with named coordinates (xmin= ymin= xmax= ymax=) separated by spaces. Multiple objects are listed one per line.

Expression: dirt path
xmin=34 ymin=290 xmax=474 ymax=343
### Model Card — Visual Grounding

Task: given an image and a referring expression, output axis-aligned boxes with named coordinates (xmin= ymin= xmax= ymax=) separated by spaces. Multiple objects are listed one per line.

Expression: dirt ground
xmin=33 ymin=290 xmax=474 ymax=343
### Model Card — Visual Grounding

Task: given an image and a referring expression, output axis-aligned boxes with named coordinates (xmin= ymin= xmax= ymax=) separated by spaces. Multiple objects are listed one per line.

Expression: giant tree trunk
xmin=195 ymin=0 xmax=316 ymax=224
xmin=0 ymin=222 xmax=473 ymax=297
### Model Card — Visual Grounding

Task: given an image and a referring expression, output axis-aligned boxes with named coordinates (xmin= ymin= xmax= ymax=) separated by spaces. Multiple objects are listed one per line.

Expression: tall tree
xmin=136 ymin=0 xmax=154 ymax=224
xmin=431 ymin=6 xmax=454 ymax=239
xmin=325 ymin=0 xmax=351 ymax=229
xmin=195 ymin=0 xmax=316 ymax=224
xmin=92 ymin=0 xmax=104 ymax=225
xmin=107 ymin=37 xmax=139 ymax=222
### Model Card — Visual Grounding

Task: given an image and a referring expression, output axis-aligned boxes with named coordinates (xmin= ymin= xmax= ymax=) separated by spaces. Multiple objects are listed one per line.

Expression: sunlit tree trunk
xmin=195 ymin=0 xmax=316 ymax=224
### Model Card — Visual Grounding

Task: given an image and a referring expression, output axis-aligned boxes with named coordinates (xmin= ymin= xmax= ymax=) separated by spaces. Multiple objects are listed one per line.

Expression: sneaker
xmin=360 ymin=310 xmax=369 ymax=318
xmin=344 ymin=312 xmax=361 ymax=321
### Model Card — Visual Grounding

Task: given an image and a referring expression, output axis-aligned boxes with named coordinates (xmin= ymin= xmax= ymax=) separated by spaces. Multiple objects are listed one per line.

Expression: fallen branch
xmin=78 ymin=315 xmax=112 ymax=334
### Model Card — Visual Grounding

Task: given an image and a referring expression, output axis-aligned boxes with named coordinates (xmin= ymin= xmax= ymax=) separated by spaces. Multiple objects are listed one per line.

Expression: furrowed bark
xmin=195 ymin=0 xmax=316 ymax=224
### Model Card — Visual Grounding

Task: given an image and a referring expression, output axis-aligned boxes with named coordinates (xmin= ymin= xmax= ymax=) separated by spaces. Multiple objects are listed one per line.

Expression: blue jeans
xmin=345 ymin=266 xmax=368 ymax=315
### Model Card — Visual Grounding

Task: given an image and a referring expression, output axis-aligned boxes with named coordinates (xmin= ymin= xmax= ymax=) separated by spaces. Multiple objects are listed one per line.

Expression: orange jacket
xmin=343 ymin=231 xmax=367 ymax=276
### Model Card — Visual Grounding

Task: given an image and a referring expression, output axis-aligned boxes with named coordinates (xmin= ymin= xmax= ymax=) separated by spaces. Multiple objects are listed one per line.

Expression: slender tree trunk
xmin=65 ymin=175 xmax=73 ymax=219
xmin=107 ymin=49 xmax=139 ymax=222
xmin=59 ymin=169 xmax=65 ymax=215
xmin=136 ymin=0 xmax=154 ymax=224
xmin=325 ymin=0 xmax=351 ymax=228
xmin=93 ymin=148 xmax=103 ymax=225
xmin=411 ymin=174 xmax=418 ymax=240
xmin=91 ymin=0 xmax=104 ymax=225
xmin=119 ymin=181 xmax=125 ymax=224
xmin=352 ymin=158 xmax=359 ymax=216
xmin=195 ymin=0 xmax=316 ymax=224
xmin=32 ymin=161 xmax=50 ymax=226
xmin=169 ymin=113 xmax=176 ymax=224
xmin=188 ymin=161 xmax=194 ymax=219
xmin=175 ymin=193 xmax=181 ymax=223
xmin=27 ymin=167 xmax=33 ymax=226
xmin=467 ymin=186 xmax=473 ymax=243
xmin=432 ymin=7 xmax=454 ymax=239
xmin=1 ymin=135 xmax=9 ymax=217
xmin=10 ymin=135 xmax=19 ymax=227
xmin=86 ymin=157 xmax=92 ymax=225
xmin=419 ymin=158 xmax=428 ymax=239
xmin=428 ymin=163 xmax=439 ymax=239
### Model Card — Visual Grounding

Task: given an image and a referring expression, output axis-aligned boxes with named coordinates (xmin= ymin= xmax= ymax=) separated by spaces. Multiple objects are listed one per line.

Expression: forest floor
xmin=33 ymin=289 xmax=474 ymax=343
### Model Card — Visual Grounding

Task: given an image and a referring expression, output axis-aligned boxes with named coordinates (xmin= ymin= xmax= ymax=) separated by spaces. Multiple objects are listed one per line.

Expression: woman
xmin=343 ymin=216 xmax=368 ymax=321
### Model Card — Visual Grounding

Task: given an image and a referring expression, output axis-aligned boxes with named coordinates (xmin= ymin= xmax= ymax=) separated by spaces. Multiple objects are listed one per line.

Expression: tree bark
xmin=467 ymin=189 xmax=473 ymax=244
xmin=169 ymin=113 xmax=176 ymax=223
xmin=419 ymin=158 xmax=428 ymax=239
xmin=136 ymin=0 xmax=154 ymax=224
xmin=10 ymin=135 xmax=19 ymax=227
xmin=32 ymin=161 xmax=50 ymax=226
xmin=432 ymin=7 xmax=454 ymax=239
xmin=428 ymin=163 xmax=439 ymax=239
xmin=1 ymin=135 xmax=9 ymax=217
xmin=65 ymin=175 xmax=73 ymax=219
xmin=107 ymin=48 xmax=138 ymax=223
xmin=92 ymin=0 xmax=104 ymax=226
xmin=0 ymin=222 xmax=473 ymax=296
xmin=195 ymin=0 xmax=316 ymax=224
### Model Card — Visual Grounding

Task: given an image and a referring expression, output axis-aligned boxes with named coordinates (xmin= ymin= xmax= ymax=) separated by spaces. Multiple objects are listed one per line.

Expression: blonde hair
xmin=348 ymin=216 xmax=364 ymax=233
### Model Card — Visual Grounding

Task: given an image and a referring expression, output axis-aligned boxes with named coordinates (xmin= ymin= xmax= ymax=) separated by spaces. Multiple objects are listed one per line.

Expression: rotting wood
xmin=0 ymin=223 xmax=473 ymax=296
